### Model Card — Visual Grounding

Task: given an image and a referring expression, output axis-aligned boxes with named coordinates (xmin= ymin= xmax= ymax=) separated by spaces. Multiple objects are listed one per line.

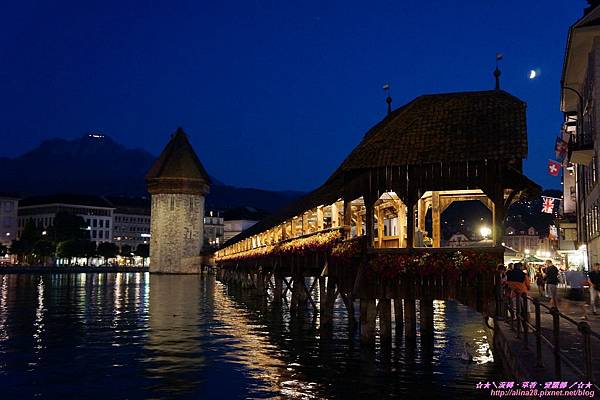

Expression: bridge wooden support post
xmin=417 ymin=198 xmax=426 ymax=232
xmin=404 ymin=298 xmax=417 ymax=340
xmin=431 ymin=191 xmax=441 ymax=248
xmin=290 ymin=275 xmax=299 ymax=315
xmin=241 ymin=271 xmax=249 ymax=288
xmin=341 ymin=293 xmax=356 ymax=330
xmin=343 ymin=199 xmax=352 ymax=239
xmin=360 ymin=299 xmax=377 ymax=345
xmin=365 ymin=197 xmax=375 ymax=247
xmin=376 ymin=206 xmax=384 ymax=248
xmin=406 ymin=199 xmax=416 ymax=249
xmin=320 ymin=277 xmax=337 ymax=330
xmin=256 ymin=271 xmax=265 ymax=295
xmin=273 ymin=274 xmax=283 ymax=303
xmin=378 ymin=299 xmax=392 ymax=343
xmin=319 ymin=276 xmax=330 ymax=328
xmin=394 ymin=298 xmax=404 ymax=338
xmin=419 ymin=298 xmax=434 ymax=337
xmin=296 ymin=274 xmax=307 ymax=306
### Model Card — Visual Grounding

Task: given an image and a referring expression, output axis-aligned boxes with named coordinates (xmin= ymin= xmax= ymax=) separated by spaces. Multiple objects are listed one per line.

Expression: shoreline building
xmin=204 ymin=210 xmax=224 ymax=250
xmin=107 ymin=196 xmax=151 ymax=252
xmin=145 ymin=128 xmax=211 ymax=273
xmin=223 ymin=206 xmax=268 ymax=242
xmin=0 ymin=193 xmax=19 ymax=248
xmin=17 ymin=194 xmax=114 ymax=245
xmin=560 ymin=2 xmax=600 ymax=267
xmin=502 ymin=226 xmax=554 ymax=259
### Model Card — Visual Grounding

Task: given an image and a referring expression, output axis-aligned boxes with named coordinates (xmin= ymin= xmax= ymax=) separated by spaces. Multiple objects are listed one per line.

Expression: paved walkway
xmin=500 ymin=283 xmax=600 ymax=385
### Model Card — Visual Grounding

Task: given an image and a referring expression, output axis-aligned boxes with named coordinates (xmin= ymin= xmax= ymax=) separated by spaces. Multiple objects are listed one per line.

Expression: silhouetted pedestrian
xmin=544 ymin=259 xmax=559 ymax=309
xmin=589 ymin=263 xmax=600 ymax=315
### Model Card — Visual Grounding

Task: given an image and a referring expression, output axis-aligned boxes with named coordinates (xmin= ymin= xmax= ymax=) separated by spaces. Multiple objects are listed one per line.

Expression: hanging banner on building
xmin=548 ymin=160 xmax=561 ymax=176
xmin=541 ymin=196 xmax=555 ymax=213
xmin=548 ymin=225 xmax=558 ymax=240
xmin=554 ymin=137 xmax=568 ymax=161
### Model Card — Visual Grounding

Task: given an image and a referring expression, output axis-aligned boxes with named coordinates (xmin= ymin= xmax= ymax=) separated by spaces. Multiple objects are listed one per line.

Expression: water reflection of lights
xmin=0 ymin=275 xmax=8 ymax=341
xmin=212 ymin=280 xmax=325 ymax=398
xmin=472 ymin=333 xmax=494 ymax=364
xmin=112 ymin=273 xmax=122 ymax=329
xmin=432 ymin=300 xmax=447 ymax=364
xmin=33 ymin=277 xmax=46 ymax=356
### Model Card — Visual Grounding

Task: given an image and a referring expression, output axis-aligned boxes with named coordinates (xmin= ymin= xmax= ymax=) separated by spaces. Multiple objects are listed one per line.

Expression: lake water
xmin=0 ymin=273 xmax=501 ymax=399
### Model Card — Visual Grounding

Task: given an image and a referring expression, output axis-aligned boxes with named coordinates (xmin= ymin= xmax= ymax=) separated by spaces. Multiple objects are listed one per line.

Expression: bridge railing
xmin=500 ymin=287 xmax=600 ymax=386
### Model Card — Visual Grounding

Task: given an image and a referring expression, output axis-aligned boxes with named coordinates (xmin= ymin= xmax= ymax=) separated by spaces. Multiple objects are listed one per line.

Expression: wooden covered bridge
xmin=215 ymin=89 xmax=540 ymax=343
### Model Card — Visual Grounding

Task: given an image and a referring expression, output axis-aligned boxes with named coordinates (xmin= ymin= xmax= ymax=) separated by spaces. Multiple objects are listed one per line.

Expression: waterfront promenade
xmin=496 ymin=285 xmax=600 ymax=386
xmin=0 ymin=265 xmax=148 ymax=274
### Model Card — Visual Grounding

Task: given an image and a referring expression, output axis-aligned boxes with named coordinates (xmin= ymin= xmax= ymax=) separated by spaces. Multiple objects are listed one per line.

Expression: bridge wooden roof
xmin=336 ymin=90 xmax=527 ymax=171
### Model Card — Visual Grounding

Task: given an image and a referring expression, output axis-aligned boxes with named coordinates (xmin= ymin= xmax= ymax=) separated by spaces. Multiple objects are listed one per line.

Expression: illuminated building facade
xmin=0 ymin=193 xmax=19 ymax=247
xmin=107 ymin=196 xmax=151 ymax=251
xmin=17 ymin=194 xmax=114 ymax=245
xmin=561 ymin=3 xmax=600 ymax=268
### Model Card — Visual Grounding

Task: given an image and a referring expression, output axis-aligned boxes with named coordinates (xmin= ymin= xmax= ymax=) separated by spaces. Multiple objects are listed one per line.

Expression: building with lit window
xmin=106 ymin=196 xmax=151 ymax=251
xmin=560 ymin=2 xmax=600 ymax=267
xmin=502 ymin=226 xmax=554 ymax=258
xmin=204 ymin=210 xmax=224 ymax=249
xmin=0 ymin=193 xmax=19 ymax=247
xmin=18 ymin=194 xmax=114 ymax=245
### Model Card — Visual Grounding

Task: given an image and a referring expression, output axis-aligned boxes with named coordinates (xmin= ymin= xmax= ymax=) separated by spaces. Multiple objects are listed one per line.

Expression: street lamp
xmin=480 ymin=226 xmax=491 ymax=239
xmin=562 ymin=85 xmax=584 ymax=117
xmin=562 ymin=85 xmax=584 ymax=144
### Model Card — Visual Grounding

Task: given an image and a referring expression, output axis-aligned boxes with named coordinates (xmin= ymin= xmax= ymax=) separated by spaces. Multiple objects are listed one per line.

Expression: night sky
xmin=0 ymin=0 xmax=586 ymax=191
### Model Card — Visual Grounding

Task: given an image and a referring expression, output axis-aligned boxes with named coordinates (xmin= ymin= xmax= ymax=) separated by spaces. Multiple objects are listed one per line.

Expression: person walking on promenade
xmin=589 ymin=263 xmax=600 ymax=315
xmin=535 ymin=265 xmax=546 ymax=297
xmin=527 ymin=262 xmax=536 ymax=284
xmin=544 ymin=259 xmax=560 ymax=309
xmin=506 ymin=262 xmax=529 ymax=320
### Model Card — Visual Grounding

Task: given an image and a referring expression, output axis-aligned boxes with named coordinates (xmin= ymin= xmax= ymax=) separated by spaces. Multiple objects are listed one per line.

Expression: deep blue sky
xmin=0 ymin=0 xmax=586 ymax=191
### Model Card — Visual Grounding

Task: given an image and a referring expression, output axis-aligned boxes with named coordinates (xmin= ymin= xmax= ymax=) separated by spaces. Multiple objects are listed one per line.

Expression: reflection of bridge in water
xmin=212 ymin=275 xmax=498 ymax=399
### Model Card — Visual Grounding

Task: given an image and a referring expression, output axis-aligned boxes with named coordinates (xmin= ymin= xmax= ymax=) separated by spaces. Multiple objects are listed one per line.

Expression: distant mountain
xmin=3 ymin=134 xmax=302 ymax=212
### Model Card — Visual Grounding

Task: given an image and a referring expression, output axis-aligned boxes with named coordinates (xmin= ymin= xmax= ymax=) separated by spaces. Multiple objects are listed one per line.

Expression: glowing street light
xmin=480 ymin=226 xmax=491 ymax=239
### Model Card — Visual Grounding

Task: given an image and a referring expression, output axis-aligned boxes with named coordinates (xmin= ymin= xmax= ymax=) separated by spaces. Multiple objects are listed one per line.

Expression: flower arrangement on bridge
xmin=331 ymin=237 xmax=363 ymax=267
xmin=454 ymin=250 xmax=500 ymax=280
xmin=217 ymin=245 xmax=271 ymax=262
xmin=366 ymin=250 xmax=501 ymax=280
xmin=275 ymin=230 xmax=341 ymax=256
